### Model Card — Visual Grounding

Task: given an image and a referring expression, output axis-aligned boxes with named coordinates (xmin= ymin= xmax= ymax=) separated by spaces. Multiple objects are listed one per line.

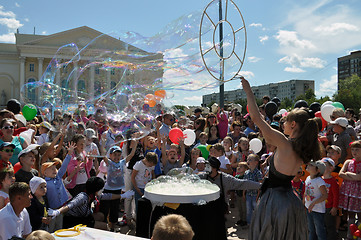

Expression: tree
xmin=279 ymin=97 xmax=293 ymax=110
xmin=334 ymin=74 xmax=361 ymax=112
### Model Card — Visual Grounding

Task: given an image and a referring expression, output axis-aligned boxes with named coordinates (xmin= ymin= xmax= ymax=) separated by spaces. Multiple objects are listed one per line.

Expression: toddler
xmin=161 ymin=138 xmax=185 ymax=175
xmin=15 ymin=145 xmax=39 ymax=184
xmin=0 ymin=161 xmax=15 ymax=209
xmin=235 ymin=162 xmax=248 ymax=226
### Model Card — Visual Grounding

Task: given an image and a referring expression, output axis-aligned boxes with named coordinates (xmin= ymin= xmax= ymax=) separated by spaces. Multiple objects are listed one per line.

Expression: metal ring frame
xmin=199 ymin=0 xmax=247 ymax=82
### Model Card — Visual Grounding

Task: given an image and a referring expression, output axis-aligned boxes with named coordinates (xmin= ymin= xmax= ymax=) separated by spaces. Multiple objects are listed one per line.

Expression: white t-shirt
xmin=133 ymin=160 xmax=155 ymax=189
xmin=305 ymin=176 xmax=326 ymax=213
xmin=0 ymin=203 xmax=32 ymax=240
xmin=37 ymin=133 xmax=49 ymax=145
xmin=218 ymin=155 xmax=231 ymax=170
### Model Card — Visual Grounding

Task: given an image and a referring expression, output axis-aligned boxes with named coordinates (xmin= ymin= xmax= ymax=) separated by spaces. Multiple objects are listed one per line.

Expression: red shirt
xmin=323 ymin=176 xmax=339 ymax=209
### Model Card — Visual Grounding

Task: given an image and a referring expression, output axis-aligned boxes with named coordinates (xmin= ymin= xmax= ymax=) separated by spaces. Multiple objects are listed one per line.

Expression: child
xmin=194 ymin=132 xmax=208 ymax=148
xmin=188 ymin=148 xmax=202 ymax=170
xmin=235 ymin=162 xmax=248 ymax=226
xmin=27 ymin=176 xmax=51 ymax=231
xmin=304 ymin=160 xmax=328 ymax=240
xmin=42 ymin=142 xmax=75 ymax=232
xmin=131 ymin=152 xmax=157 ymax=213
xmin=212 ymin=143 xmax=232 ymax=175
xmin=37 ymin=121 xmax=52 ymax=145
xmin=321 ymin=157 xmax=339 ymax=240
xmin=162 ymin=138 xmax=185 ymax=175
xmin=25 ymin=230 xmax=55 ymax=240
xmin=15 ymin=145 xmax=39 ymax=184
xmin=338 ymin=140 xmax=361 ymax=238
xmin=194 ymin=157 xmax=206 ymax=174
xmin=243 ymin=154 xmax=263 ymax=225
xmin=99 ymin=145 xmax=126 ymax=231
xmin=66 ymin=134 xmax=94 ymax=197
xmin=0 ymin=142 xmax=15 ymax=165
xmin=0 ymin=161 xmax=15 ymax=209
xmin=291 ymin=168 xmax=305 ymax=200
xmin=231 ymin=137 xmax=251 ymax=175
xmin=222 ymin=136 xmax=234 ymax=159
xmin=144 ymin=135 xmax=162 ymax=177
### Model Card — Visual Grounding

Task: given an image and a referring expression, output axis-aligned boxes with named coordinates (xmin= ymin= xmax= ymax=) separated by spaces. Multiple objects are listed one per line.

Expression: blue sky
xmin=1 ymin=0 xmax=361 ymax=107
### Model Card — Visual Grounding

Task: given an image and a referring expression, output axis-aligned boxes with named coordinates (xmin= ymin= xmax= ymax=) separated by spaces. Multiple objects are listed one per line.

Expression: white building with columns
xmin=0 ymin=26 xmax=163 ymax=107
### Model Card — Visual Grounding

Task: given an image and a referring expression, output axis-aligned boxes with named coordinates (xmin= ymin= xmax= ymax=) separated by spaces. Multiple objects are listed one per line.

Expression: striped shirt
xmin=66 ymin=192 xmax=112 ymax=217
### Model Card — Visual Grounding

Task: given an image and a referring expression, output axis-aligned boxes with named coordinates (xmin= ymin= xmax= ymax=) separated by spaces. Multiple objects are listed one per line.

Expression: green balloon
xmin=332 ymin=102 xmax=345 ymax=110
xmin=22 ymin=104 xmax=37 ymax=121
xmin=197 ymin=145 xmax=209 ymax=160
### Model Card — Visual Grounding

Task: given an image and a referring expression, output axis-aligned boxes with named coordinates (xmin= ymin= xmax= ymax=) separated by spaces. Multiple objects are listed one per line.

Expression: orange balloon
xmin=154 ymin=90 xmax=166 ymax=99
xmin=144 ymin=94 xmax=156 ymax=107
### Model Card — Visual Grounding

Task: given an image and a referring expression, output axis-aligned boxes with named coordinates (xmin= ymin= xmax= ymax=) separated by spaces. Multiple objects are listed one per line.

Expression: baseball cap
xmin=326 ymin=145 xmax=341 ymax=154
xmin=321 ymin=157 xmax=335 ymax=167
xmin=41 ymin=161 xmax=60 ymax=176
xmin=29 ymin=176 xmax=46 ymax=194
xmin=194 ymin=108 xmax=202 ymax=113
xmin=37 ymin=121 xmax=56 ymax=131
xmin=309 ymin=160 xmax=326 ymax=175
xmin=330 ymin=117 xmax=348 ymax=128
xmin=109 ymin=145 xmax=122 ymax=154
xmin=0 ymin=142 xmax=15 ymax=150
xmin=14 ymin=114 xmax=27 ymax=126
xmin=18 ymin=144 xmax=40 ymax=158
xmin=196 ymin=157 xmax=206 ymax=164
xmin=84 ymin=128 xmax=97 ymax=139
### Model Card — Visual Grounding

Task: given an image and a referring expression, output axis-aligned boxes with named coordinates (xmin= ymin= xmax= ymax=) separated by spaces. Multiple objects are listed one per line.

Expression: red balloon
xmin=246 ymin=105 xmax=249 ymax=113
xmin=315 ymin=111 xmax=327 ymax=131
xmin=355 ymin=230 xmax=361 ymax=237
xmin=169 ymin=128 xmax=183 ymax=145
xmin=350 ymin=224 xmax=358 ymax=234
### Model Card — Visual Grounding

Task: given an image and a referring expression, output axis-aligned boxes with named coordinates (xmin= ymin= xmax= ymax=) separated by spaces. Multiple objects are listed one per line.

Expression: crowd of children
xmin=1 ymin=96 xmax=361 ymax=240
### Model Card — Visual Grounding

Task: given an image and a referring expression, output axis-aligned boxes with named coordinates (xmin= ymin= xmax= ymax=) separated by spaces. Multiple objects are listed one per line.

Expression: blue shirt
xmin=45 ymin=154 xmax=71 ymax=209
xmin=244 ymin=168 xmax=262 ymax=196
xmin=104 ymin=159 xmax=125 ymax=190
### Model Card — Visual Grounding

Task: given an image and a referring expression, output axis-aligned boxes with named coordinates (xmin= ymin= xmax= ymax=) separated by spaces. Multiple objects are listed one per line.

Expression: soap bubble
xmin=20 ymin=4 xmax=246 ymax=143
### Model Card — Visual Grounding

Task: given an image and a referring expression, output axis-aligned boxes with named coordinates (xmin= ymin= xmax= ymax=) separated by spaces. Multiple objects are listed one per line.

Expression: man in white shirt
xmin=0 ymin=182 xmax=32 ymax=240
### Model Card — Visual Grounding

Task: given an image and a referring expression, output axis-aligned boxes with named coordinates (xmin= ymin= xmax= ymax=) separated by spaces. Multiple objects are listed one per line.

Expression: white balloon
xmin=321 ymin=104 xmax=335 ymax=122
xmin=278 ymin=109 xmax=287 ymax=115
xmin=183 ymin=129 xmax=196 ymax=146
xmin=249 ymin=138 xmax=262 ymax=154
xmin=19 ymin=129 xmax=34 ymax=145
xmin=321 ymin=101 xmax=333 ymax=110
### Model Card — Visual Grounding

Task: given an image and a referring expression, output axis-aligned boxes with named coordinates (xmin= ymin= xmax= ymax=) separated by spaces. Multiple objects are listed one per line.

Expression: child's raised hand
xmin=155 ymin=121 xmax=162 ymax=130
xmin=178 ymin=137 xmax=185 ymax=146
xmin=60 ymin=124 xmax=67 ymax=135
xmin=67 ymin=142 xmax=76 ymax=156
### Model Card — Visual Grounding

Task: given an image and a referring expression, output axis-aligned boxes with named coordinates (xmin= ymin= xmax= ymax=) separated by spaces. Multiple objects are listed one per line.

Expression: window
xmin=29 ymin=64 xmax=35 ymax=72
xmin=111 ymin=69 xmax=115 ymax=75
xmin=95 ymin=68 xmax=100 ymax=75
xmin=94 ymin=81 xmax=102 ymax=96
xmin=110 ymin=81 xmax=116 ymax=89
xmin=27 ymin=78 xmax=36 ymax=102
xmin=77 ymin=80 xmax=86 ymax=92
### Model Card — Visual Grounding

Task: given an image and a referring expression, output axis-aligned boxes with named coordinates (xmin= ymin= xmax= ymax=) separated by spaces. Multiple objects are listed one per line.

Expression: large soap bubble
xmin=20 ymin=4 xmax=245 ymax=143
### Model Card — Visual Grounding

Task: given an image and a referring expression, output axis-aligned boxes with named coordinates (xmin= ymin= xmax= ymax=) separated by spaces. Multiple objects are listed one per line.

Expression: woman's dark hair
xmin=194 ymin=118 xmax=206 ymax=132
xmin=314 ymin=117 xmax=323 ymax=132
xmin=71 ymin=134 xmax=86 ymax=144
xmin=85 ymin=176 xmax=105 ymax=194
xmin=208 ymin=156 xmax=221 ymax=170
xmin=205 ymin=113 xmax=218 ymax=129
xmin=286 ymin=109 xmax=321 ymax=164
xmin=208 ymin=124 xmax=220 ymax=139
xmin=0 ymin=118 xmax=15 ymax=128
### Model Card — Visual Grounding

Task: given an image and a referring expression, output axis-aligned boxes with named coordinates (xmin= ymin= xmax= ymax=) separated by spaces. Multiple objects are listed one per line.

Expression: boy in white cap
xmin=194 ymin=157 xmax=206 ymax=174
xmin=36 ymin=122 xmax=53 ymax=145
xmin=27 ymin=176 xmax=51 ymax=231
xmin=15 ymin=145 xmax=39 ymax=184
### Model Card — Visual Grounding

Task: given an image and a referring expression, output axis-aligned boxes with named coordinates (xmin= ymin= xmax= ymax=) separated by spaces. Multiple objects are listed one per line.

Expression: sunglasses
xmin=2 ymin=126 xmax=14 ymax=130
xmin=1 ymin=149 xmax=14 ymax=153
xmin=330 ymin=115 xmax=336 ymax=120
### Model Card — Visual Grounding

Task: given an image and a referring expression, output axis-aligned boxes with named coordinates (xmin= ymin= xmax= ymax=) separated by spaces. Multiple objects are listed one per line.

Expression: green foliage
xmin=279 ymin=97 xmax=293 ymax=110
xmin=207 ymin=101 xmax=216 ymax=109
xmin=334 ymin=74 xmax=361 ymax=113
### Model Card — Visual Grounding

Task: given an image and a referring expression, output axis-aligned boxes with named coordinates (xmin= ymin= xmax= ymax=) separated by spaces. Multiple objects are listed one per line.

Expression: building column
xmin=89 ymin=65 xmax=95 ymax=100
xmin=38 ymin=57 xmax=44 ymax=81
xmin=19 ymin=57 xmax=26 ymax=102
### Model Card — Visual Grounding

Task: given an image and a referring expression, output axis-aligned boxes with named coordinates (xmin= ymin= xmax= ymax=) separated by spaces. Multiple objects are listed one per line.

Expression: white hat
xmin=84 ymin=128 xmax=97 ymax=139
xmin=321 ymin=157 xmax=335 ymax=167
xmin=29 ymin=176 xmax=46 ymax=194
xmin=18 ymin=144 xmax=40 ymax=158
xmin=330 ymin=117 xmax=348 ymax=128
xmin=196 ymin=157 xmax=206 ymax=164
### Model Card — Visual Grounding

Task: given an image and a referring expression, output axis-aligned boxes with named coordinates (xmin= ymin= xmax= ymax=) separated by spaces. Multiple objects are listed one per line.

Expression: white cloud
xmin=314 ymin=22 xmax=359 ymax=36
xmin=15 ymin=3 xmax=20 ymax=7
xmin=0 ymin=33 xmax=15 ymax=42
xmin=184 ymin=95 xmax=202 ymax=102
xmin=259 ymin=35 xmax=269 ymax=44
xmin=24 ymin=18 xmax=29 ymax=22
xmin=249 ymin=23 xmax=262 ymax=28
xmin=284 ymin=67 xmax=305 ymax=73
xmin=248 ymin=56 xmax=262 ymax=63
xmin=279 ymin=54 xmax=326 ymax=70
xmin=0 ymin=18 xmax=23 ymax=31
xmin=275 ymin=30 xmax=315 ymax=51
xmin=42 ymin=31 xmax=47 ymax=35
xmin=316 ymin=74 xmax=337 ymax=97
xmin=0 ymin=6 xmax=16 ymax=18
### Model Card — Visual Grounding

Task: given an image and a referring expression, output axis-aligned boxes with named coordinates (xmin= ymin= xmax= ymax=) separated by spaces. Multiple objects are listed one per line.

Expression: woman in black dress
xmin=241 ymin=77 xmax=321 ymax=240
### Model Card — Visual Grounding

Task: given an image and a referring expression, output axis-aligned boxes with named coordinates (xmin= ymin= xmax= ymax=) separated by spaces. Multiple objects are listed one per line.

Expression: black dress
xmin=249 ymin=155 xmax=308 ymax=240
